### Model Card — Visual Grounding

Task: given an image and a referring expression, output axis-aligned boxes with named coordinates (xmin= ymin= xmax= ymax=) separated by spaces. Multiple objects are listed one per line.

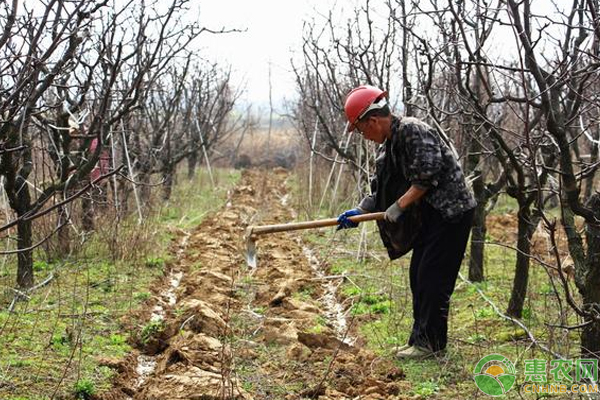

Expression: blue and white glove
xmin=336 ymin=208 xmax=363 ymax=230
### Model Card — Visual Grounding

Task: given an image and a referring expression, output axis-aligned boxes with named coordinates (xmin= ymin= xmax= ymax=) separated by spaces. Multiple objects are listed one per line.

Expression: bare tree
xmin=0 ymin=0 xmax=110 ymax=287
xmin=291 ymin=1 xmax=403 ymax=213
xmin=506 ymin=0 xmax=600 ymax=357
xmin=391 ymin=0 xmax=511 ymax=283
xmin=0 ymin=0 xmax=232 ymax=288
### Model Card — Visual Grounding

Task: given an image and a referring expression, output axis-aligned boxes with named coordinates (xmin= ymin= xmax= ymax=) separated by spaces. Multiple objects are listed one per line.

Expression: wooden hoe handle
xmin=248 ymin=212 xmax=386 ymax=236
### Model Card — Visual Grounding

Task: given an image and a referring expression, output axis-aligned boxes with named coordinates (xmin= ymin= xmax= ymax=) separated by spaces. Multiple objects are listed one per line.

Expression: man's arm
xmin=398 ymin=185 xmax=427 ymax=209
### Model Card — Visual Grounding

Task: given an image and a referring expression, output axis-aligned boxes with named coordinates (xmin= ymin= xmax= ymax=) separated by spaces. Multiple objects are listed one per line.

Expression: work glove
xmin=385 ymin=201 xmax=405 ymax=223
xmin=336 ymin=208 xmax=363 ymax=230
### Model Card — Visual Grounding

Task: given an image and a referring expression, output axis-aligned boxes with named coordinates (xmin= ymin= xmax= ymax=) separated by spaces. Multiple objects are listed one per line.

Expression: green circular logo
xmin=473 ymin=354 xmax=517 ymax=396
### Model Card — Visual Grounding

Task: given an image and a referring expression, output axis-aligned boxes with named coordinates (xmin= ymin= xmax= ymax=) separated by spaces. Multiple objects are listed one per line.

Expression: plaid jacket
xmin=359 ymin=116 xmax=476 ymax=222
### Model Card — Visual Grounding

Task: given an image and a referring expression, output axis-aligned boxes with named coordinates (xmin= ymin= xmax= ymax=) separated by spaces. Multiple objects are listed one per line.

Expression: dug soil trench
xmin=108 ymin=168 xmax=408 ymax=400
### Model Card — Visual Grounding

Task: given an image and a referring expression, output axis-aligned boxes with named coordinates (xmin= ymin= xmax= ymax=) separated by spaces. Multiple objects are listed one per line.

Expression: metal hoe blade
xmin=245 ymin=227 xmax=257 ymax=269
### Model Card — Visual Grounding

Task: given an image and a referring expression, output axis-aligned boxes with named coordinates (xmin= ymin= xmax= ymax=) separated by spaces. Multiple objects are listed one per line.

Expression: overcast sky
xmin=19 ymin=0 xmax=344 ymax=111
xmin=194 ymin=0 xmax=572 ymax=113
xmin=196 ymin=0 xmax=341 ymax=110
xmin=20 ymin=0 xmax=572 ymax=113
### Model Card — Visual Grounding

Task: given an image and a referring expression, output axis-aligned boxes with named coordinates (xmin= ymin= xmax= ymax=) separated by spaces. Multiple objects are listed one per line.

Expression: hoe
xmin=245 ymin=212 xmax=385 ymax=268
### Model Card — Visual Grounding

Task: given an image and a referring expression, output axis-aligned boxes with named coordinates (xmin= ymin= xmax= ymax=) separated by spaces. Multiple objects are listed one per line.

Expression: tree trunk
xmin=162 ymin=163 xmax=174 ymax=201
xmin=584 ymin=128 xmax=598 ymax=200
xmin=187 ymin=151 xmax=198 ymax=180
xmin=57 ymin=206 xmax=71 ymax=256
xmin=16 ymin=180 xmax=34 ymax=289
xmin=582 ymin=194 xmax=600 ymax=359
xmin=16 ymin=218 xmax=34 ymax=288
xmin=469 ymin=170 xmax=486 ymax=282
xmin=138 ymin=169 xmax=152 ymax=203
xmin=81 ymin=195 xmax=94 ymax=233
xmin=117 ymin=178 xmax=130 ymax=217
xmin=469 ymin=201 xmax=486 ymax=282
xmin=506 ymin=206 xmax=534 ymax=318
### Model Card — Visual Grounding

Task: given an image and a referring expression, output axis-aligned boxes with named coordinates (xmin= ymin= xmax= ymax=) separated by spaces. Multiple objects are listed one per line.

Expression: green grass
xmin=307 ymin=315 xmax=328 ymax=334
xmin=140 ymin=319 xmax=166 ymax=344
xmin=0 ymin=168 xmax=240 ymax=399
xmin=156 ymin=169 xmax=240 ymax=229
xmin=73 ymin=378 xmax=96 ymax=399
xmin=412 ymin=380 xmax=440 ymax=397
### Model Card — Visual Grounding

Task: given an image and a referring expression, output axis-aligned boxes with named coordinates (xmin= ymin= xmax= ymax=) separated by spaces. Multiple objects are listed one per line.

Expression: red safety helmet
xmin=344 ymin=85 xmax=388 ymax=131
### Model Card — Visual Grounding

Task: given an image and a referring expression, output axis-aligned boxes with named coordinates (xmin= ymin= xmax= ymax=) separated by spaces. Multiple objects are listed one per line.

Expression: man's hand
xmin=337 ymin=208 xmax=363 ymax=230
xmin=385 ymin=201 xmax=405 ymax=223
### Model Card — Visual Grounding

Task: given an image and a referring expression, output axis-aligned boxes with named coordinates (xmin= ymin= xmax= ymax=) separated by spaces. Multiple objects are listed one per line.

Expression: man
xmin=337 ymin=85 xmax=476 ymax=359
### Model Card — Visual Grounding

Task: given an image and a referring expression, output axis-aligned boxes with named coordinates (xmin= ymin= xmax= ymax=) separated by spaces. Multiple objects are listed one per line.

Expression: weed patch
xmin=73 ymin=378 xmax=96 ymax=399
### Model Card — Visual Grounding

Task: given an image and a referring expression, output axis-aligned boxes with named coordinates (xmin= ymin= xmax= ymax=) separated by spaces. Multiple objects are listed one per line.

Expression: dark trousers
xmin=408 ymin=203 xmax=474 ymax=352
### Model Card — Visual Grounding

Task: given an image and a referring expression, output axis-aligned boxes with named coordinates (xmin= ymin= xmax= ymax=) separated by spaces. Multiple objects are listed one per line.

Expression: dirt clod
xmin=297 ymin=332 xmax=357 ymax=354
